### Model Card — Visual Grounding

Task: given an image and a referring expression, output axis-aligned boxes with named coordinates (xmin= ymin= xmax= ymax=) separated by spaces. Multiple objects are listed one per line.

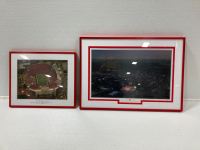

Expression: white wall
xmin=0 ymin=0 xmax=200 ymax=99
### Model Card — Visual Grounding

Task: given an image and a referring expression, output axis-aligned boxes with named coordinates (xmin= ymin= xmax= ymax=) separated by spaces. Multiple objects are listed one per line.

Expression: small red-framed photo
xmin=9 ymin=51 xmax=76 ymax=108
xmin=80 ymin=37 xmax=185 ymax=111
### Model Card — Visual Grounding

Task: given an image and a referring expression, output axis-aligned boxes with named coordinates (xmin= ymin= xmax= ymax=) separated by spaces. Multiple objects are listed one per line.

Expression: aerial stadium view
xmin=17 ymin=60 xmax=68 ymax=99
xmin=91 ymin=49 xmax=172 ymax=99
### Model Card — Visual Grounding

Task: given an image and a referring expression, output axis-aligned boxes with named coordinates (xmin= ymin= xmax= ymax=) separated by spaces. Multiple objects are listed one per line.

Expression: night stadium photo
xmin=17 ymin=60 xmax=68 ymax=99
xmin=91 ymin=49 xmax=172 ymax=99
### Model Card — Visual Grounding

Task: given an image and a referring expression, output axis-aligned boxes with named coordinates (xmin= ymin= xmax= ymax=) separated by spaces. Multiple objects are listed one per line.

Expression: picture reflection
xmin=91 ymin=50 xmax=172 ymax=99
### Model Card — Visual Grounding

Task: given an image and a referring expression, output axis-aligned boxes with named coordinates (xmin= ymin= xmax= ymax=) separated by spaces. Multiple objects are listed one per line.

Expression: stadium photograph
xmin=91 ymin=49 xmax=172 ymax=99
xmin=17 ymin=60 xmax=68 ymax=99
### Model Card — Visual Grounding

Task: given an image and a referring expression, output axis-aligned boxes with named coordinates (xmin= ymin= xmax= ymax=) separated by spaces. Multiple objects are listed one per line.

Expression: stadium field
xmin=36 ymin=74 xmax=49 ymax=86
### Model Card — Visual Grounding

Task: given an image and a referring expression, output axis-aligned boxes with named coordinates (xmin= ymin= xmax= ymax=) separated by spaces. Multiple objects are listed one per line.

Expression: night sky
xmin=92 ymin=49 xmax=172 ymax=60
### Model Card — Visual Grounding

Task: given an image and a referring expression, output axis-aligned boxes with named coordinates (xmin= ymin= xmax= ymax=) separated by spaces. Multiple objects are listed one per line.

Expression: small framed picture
xmin=80 ymin=37 xmax=185 ymax=111
xmin=9 ymin=51 xmax=76 ymax=108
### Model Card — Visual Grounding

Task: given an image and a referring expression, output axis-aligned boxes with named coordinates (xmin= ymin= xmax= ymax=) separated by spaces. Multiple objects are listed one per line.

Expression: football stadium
xmin=91 ymin=50 xmax=172 ymax=99
xmin=17 ymin=60 xmax=68 ymax=99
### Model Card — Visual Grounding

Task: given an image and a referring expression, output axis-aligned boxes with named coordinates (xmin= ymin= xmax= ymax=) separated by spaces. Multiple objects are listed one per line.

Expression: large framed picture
xmin=80 ymin=37 xmax=185 ymax=111
xmin=9 ymin=51 xmax=76 ymax=108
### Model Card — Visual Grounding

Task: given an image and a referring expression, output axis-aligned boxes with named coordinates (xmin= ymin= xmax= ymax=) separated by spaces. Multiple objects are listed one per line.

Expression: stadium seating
xmin=25 ymin=64 xmax=57 ymax=90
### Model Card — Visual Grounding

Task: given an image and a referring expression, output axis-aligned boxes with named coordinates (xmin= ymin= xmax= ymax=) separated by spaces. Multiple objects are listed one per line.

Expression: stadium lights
xmin=126 ymin=72 xmax=131 ymax=74
xmin=45 ymin=75 xmax=51 ymax=77
xmin=20 ymin=55 xmax=29 ymax=59
xmin=132 ymin=62 xmax=137 ymax=65
xmin=142 ymin=42 xmax=150 ymax=47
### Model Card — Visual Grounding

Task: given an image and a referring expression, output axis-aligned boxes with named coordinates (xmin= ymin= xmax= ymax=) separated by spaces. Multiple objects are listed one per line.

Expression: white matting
xmin=0 ymin=99 xmax=200 ymax=150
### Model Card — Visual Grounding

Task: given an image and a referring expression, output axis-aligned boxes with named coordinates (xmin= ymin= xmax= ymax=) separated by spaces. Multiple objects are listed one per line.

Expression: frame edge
xmin=79 ymin=37 xmax=186 ymax=112
xmin=9 ymin=51 xmax=77 ymax=108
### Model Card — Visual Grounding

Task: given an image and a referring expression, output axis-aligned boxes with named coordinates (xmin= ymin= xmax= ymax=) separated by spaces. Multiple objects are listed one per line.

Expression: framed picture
xmin=9 ymin=51 xmax=76 ymax=108
xmin=80 ymin=37 xmax=185 ymax=111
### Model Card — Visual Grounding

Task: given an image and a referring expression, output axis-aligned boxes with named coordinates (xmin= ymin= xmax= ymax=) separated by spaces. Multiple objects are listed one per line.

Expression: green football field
xmin=36 ymin=74 xmax=49 ymax=86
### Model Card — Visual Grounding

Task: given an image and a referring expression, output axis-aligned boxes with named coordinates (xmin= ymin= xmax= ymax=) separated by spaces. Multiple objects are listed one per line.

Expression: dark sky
xmin=92 ymin=50 xmax=172 ymax=60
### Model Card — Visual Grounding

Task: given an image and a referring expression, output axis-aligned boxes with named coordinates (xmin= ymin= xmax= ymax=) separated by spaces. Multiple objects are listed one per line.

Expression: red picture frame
xmin=80 ymin=37 xmax=185 ymax=111
xmin=9 ymin=51 xmax=76 ymax=108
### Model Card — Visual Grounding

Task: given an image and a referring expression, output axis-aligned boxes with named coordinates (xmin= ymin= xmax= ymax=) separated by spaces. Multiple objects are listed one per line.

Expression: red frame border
xmin=80 ymin=37 xmax=186 ymax=111
xmin=9 ymin=51 xmax=76 ymax=108
xmin=88 ymin=46 xmax=175 ymax=105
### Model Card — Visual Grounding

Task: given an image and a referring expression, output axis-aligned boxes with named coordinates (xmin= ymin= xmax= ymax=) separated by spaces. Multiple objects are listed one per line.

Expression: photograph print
xmin=17 ymin=60 xmax=68 ymax=100
xmin=91 ymin=49 xmax=172 ymax=99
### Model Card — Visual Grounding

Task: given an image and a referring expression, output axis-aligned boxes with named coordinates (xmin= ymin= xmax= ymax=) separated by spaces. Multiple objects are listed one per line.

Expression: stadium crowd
xmin=91 ymin=70 xmax=170 ymax=99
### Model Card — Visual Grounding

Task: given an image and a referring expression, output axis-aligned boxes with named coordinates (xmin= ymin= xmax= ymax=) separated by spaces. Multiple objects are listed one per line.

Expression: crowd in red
xmin=25 ymin=64 xmax=57 ymax=90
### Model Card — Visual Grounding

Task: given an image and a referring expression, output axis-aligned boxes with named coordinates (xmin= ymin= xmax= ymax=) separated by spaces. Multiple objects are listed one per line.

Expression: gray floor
xmin=1 ymin=100 xmax=200 ymax=150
